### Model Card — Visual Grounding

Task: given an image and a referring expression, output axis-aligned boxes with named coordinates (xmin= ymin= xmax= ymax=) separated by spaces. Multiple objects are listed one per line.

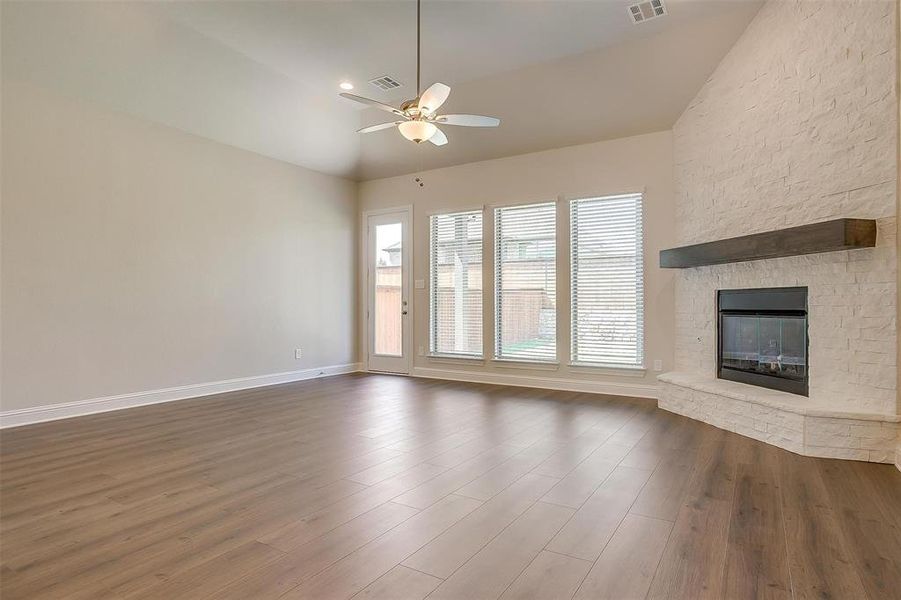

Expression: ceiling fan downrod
xmin=416 ymin=0 xmax=421 ymax=97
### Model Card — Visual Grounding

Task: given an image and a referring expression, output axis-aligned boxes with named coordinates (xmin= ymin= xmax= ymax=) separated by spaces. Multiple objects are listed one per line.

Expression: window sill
xmin=426 ymin=353 xmax=485 ymax=365
xmin=492 ymin=358 xmax=560 ymax=371
xmin=567 ymin=362 xmax=647 ymax=377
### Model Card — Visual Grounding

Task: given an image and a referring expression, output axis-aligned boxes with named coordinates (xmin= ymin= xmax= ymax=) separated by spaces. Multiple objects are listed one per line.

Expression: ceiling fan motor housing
xmin=400 ymin=99 xmax=423 ymax=117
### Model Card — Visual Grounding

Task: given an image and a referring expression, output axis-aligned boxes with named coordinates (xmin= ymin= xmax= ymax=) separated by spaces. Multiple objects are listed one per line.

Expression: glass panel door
xmin=721 ymin=313 xmax=807 ymax=381
xmin=367 ymin=210 xmax=411 ymax=373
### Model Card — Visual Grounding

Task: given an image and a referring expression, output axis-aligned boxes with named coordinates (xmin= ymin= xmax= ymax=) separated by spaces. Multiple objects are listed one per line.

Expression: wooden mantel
xmin=659 ymin=218 xmax=877 ymax=268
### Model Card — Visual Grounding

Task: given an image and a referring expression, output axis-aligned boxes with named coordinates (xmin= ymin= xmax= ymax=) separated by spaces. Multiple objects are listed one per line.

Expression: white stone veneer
xmin=662 ymin=0 xmax=899 ymax=462
xmin=659 ymin=372 xmax=900 ymax=463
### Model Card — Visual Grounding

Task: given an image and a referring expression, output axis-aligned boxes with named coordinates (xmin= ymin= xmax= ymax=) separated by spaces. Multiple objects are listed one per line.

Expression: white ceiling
xmin=1 ymin=0 xmax=762 ymax=181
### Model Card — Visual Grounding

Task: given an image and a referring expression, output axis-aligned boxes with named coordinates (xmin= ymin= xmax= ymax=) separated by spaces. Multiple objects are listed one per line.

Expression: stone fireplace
xmin=658 ymin=235 xmax=899 ymax=463
xmin=656 ymin=0 xmax=899 ymax=465
xmin=717 ymin=287 xmax=808 ymax=396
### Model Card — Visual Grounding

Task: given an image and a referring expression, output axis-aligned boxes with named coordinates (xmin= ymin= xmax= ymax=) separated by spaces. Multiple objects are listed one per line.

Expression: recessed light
xmin=339 ymin=82 xmax=354 ymax=91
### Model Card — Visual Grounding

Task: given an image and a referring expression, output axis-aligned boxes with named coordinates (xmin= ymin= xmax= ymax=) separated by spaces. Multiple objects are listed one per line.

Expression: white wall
xmin=1 ymin=81 xmax=358 ymax=413
xmin=358 ymin=131 xmax=675 ymax=397
xmin=672 ymin=0 xmax=898 ymax=415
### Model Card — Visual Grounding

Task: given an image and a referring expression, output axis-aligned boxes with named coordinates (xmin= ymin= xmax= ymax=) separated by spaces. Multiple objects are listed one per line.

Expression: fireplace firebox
xmin=717 ymin=287 xmax=808 ymax=396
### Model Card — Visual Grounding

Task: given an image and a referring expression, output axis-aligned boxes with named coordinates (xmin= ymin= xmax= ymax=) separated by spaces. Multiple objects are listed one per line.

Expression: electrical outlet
xmin=653 ymin=359 xmax=663 ymax=372
xmin=295 ymin=348 xmax=303 ymax=360
xmin=418 ymin=345 xmax=424 ymax=356
xmin=415 ymin=279 xmax=425 ymax=289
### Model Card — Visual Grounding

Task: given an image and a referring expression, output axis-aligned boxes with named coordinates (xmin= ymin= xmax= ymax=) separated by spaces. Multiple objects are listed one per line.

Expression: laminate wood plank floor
xmin=2 ymin=373 xmax=900 ymax=599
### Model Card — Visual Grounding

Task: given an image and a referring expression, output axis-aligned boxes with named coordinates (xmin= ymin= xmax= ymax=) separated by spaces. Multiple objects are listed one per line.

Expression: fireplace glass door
xmin=717 ymin=287 xmax=808 ymax=396
xmin=720 ymin=314 xmax=807 ymax=381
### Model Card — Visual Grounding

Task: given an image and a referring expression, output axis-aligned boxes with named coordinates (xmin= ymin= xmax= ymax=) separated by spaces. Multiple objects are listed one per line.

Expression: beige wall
xmin=1 ymin=81 xmax=358 ymax=412
xmin=358 ymin=130 xmax=675 ymax=396
xmin=896 ymin=0 xmax=900 ymax=470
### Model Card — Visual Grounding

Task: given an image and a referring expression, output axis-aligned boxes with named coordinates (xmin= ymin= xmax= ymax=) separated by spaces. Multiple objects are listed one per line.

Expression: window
xmin=570 ymin=193 xmax=644 ymax=367
xmin=494 ymin=202 xmax=556 ymax=362
xmin=429 ymin=210 xmax=483 ymax=356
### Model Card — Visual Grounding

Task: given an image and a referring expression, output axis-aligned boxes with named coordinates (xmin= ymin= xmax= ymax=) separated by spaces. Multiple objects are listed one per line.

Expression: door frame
xmin=362 ymin=205 xmax=413 ymax=375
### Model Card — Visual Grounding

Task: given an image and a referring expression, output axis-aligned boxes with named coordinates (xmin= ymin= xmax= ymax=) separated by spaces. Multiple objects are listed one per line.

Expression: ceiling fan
xmin=339 ymin=0 xmax=500 ymax=146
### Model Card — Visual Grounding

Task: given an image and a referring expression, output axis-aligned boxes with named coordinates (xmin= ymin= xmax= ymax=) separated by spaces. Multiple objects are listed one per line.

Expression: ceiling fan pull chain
xmin=413 ymin=150 xmax=424 ymax=188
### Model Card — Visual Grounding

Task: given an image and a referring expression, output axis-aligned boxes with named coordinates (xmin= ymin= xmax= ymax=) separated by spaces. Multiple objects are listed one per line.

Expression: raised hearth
xmin=658 ymin=371 xmax=900 ymax=463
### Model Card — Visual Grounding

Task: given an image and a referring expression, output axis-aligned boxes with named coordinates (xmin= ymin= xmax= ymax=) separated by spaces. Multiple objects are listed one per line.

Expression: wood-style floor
xmin=2 ymin=374 xmax=900 ymax=600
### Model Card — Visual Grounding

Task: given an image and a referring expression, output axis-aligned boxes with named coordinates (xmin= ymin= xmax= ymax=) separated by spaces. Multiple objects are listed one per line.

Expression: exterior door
xmin=366 ymin=209 xmax=411 ymax=374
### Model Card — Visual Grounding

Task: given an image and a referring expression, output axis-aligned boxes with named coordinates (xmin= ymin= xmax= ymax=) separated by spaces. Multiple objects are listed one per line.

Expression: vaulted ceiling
xmin=2 ymin=0 xmax=762 ymax=180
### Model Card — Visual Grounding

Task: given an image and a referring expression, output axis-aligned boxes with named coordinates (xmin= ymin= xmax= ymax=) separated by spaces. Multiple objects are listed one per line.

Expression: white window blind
xmin=494 ymin=202 xmax=557 ymax=362
xmin=570 ymin=193 xmax=644 ymax=367
xmin=429 ymin=210 xmax=483 ymax=356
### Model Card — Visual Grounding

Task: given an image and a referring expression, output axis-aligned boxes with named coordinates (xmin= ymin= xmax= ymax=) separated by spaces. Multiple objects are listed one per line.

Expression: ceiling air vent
xmin=369 ymin=76 xmax=403 ymax=92
xmin=628 ymin=0 xmax=666 ymax=23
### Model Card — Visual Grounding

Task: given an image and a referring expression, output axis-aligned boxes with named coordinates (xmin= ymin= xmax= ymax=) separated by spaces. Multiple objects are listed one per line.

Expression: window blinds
xmin=570 ymin=193 xmax=644 ymax=367
xmin=494 ymin=202 xmax=557 ymax=362
xmin=429 ymin=210 xmax=483 ymax=356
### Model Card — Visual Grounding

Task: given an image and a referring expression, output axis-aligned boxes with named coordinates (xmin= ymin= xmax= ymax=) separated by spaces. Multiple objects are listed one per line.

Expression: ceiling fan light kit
xmin=340 ymin=0 xmax=499 ymax=147
xmin=398 ymin=120 xmax=437 ymax=143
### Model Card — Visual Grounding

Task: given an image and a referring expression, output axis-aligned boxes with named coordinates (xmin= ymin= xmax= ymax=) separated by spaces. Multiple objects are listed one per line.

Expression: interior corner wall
xmin=357 ymin=130 xmax=675 ymax=397
xmin=672 ymin=0 xmax=898 ymax=415
xmin=896 ymin=0 xmax=901 ymax=470
xmin=1 ymin=81 xmax=358 ymax=414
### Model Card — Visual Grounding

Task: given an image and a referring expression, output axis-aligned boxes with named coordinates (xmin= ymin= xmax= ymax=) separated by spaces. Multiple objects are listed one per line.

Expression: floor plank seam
xmin=715 ymin=456 xmax=742 ymax=599
xmin=265 ymin=500 xmax=467 ymax=596
xmin=542 ymin=548 xmax=595 ymax=563
xmin=776 ymin=460 xmax=797 ymax=600
xmin=812 ymin=460 xmax=874 ymax=599
xmin=494 ymin=547 xmax=552 ymax=600
xmin=422 ymin=497 xmax=573 ymax=600
xmin=402 ymin=564 xmax=448 ymax=581
xmin=639 ymin=515 xmax=677 ymax=600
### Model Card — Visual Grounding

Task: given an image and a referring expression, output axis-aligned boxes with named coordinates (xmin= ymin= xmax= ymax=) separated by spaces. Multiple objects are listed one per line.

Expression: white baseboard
xmin=0 ymin=363 xmax=362 ymax=429
xmin=411 ymin=366 xmax=659 ymax=400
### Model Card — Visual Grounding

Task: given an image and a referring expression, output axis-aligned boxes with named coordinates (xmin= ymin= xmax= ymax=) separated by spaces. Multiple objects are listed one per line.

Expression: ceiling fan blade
xmin=436 ymin=114 xmax=500 ymax=127
xmin=428 ymin=127 xmax=448 ymax=146
xmin=418 ymin=83 xmax=451 ymax=115
xmin=357 ymin=122 xmax=402 ymax=134
xmin=339 ymin=93 xmax=406 ymax=117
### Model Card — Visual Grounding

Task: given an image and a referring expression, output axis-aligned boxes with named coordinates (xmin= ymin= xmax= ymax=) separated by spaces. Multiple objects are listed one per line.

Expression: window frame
xmin=493 ymin=200 xmax=559 ymax=364
xmin=568 ymin=192 xmax=645 ymax=369
xmin=428 ymin=208 xmax=485 ymax=359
